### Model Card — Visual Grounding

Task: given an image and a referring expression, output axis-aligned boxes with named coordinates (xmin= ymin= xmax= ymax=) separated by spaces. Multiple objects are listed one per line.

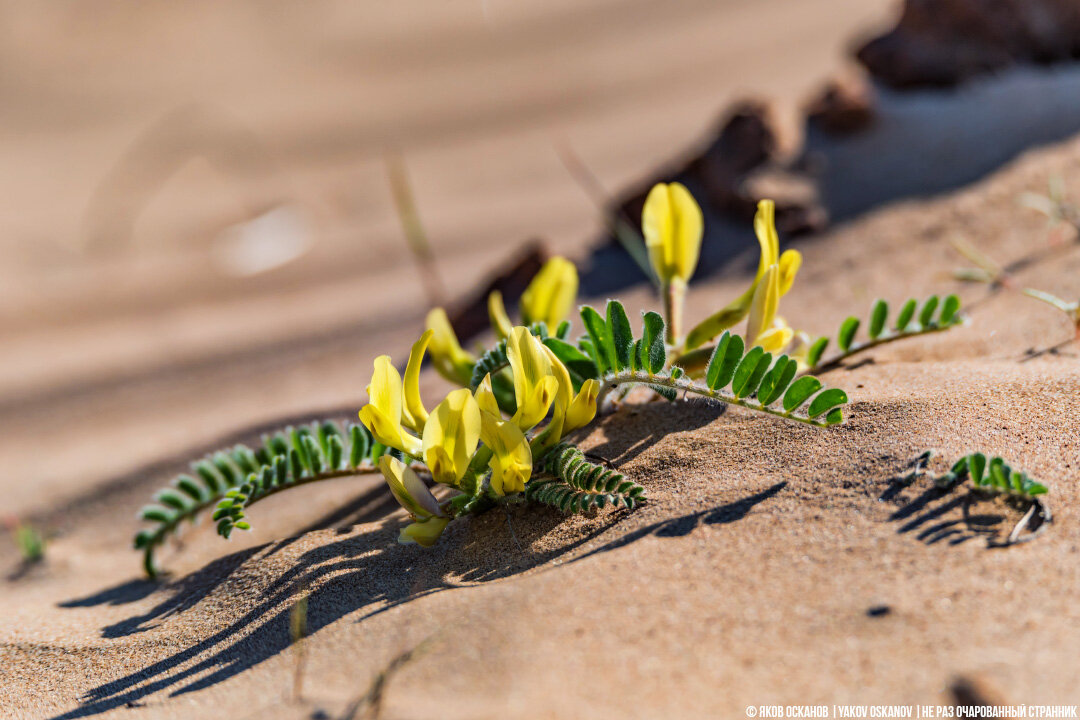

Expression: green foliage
xmin=806 ymin=294 xmax=963 ymax=370
xmin=526 ymin=443 xmax=645 ymax=512
xmin=579 ymin=300 xmax=848 ymax=426
xmin=942 ymin=453 xmax=1049 ymax=498
xmin=134 ymin=420 xmax=384 ymax=578
xmin=12 ymin=523 xmax=46 ymax=564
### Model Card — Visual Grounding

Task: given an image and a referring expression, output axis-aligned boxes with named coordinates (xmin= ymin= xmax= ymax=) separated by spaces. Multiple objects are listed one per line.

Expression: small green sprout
xmin=13 ymin=521 xmax=46 ymax=565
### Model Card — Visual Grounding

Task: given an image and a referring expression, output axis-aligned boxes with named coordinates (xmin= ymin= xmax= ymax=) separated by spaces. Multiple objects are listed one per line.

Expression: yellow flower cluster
xmin=358 ymin=324 xmax=597 ymax=548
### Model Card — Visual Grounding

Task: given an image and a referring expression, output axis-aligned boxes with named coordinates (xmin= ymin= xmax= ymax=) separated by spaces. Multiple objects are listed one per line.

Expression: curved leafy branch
xmin=135 ymin=421 xmax=389 ymax=578
xmin=573 ymin=300 xmax=848 ymax=426
xmin=803 ymin=294 xmax=963 ymax=373
xmin=526 ymin=442 xmax=644 ymax=512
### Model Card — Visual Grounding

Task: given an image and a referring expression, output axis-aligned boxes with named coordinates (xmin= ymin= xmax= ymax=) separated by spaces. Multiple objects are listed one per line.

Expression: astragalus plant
xmin=133 ymin=183 xmax=967 ymax=576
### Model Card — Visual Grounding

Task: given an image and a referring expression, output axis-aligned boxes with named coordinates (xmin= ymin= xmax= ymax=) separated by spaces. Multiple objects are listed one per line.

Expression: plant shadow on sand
xmin=54 ymin=398 xmax=765 ymax=718
xmin=882 ymin=474 xmax=1030 ymax=547
xmin=52 ymin=493 xmax=616 ymax=718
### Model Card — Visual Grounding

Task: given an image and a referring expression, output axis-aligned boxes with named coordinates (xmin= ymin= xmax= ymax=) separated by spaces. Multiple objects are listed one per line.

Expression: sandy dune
xmin=4 ymin=1 xmax=1080 ymax=718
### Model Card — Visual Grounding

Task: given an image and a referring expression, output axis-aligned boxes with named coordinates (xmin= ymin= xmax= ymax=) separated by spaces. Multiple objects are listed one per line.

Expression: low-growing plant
xmin=936 ymin=452 xmax=1051 ymax=546
xmin=132 ymin=184 xmax=968 ymax=576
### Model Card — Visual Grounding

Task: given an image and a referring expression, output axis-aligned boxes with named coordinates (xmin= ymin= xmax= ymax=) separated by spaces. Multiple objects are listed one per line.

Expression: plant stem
xmin=804 ymin=323 xmax=960 ymax=376
xmin=596 ymin=370 xmax=835 ymax=427
xmin=663 ymin=279 xmax=686 ymax=346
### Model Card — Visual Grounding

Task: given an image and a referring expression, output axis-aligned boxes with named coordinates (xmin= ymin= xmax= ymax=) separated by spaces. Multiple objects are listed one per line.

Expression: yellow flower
xmin=479 ymin=411 xmax=533 ymax=495
xmin=683 ymin=199 xmax=801 ymax=352
xmin=745 ymin=264 xmax=797 ymax=352
xmin=358 ymin=356 xmax=423 ymax=457
xmin=401 ymin=329 xmax=432 ymax=433
xmin=487 ymin=290 xmax=514 ymax=340
xmin=422 ymin=388 xmax=481 ymax=487
xmin=642 ymin=182 xmax=703 ymax=286
xmin=378 ymin=455 xmax=451 ymax=548
xmin=531 ymin=345 xmax=600 ymax=453
xmin=506 ymin=326 xmax=559 ymax=431
xmin=520 ymin=257 xmax=579 ymax=328
xmin=565 ymin=378 xmax=600 ymax=431
xmin=745 ymin=201 xmax=801 ymax=351
xmin=399 ymin=516 xmax=450 ymax=547
xmin=425 ymin=308 xmax=476 ymax=387
xmin=473 ymin=373 xmax=502 ymax=417
xmin=379 ymin=455 xmax=443 ymax=519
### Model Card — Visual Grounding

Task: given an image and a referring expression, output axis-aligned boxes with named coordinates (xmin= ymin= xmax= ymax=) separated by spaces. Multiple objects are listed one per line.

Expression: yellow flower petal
xmin=755 ymin=325 xmax=794 ymax=353
xmin=358 ymin=356 xmax=423 ymax=457
xmin=378 ymin=455 xmax=442 ymax=518
xmin=778 ymin=249 xmax=801 ymax=296
xmin=746 ymin=264 xmax=780 ymax=348
xmin=487 ymin=291 xmax=514 ymax=340
xmin=425 ymin=308 xmax=476 ymax=386
xmin=473 ymin=373 xmax=502 ymax=417
xmin=398 ymin=516 xmax=450 ymax=548
xmin=642 ymin=182 xmax=703 ymax=285
xmin=480 ymin=416 xmax=532 ymax=496
xmin=753 ymin=199 xmax=779 ymax=273
xmin=565 ymin=378 xmax=599 ymax=433
xmin=520 ymin=257 xmax=579 ymax=328
xmin=401 ymin=330 xmax=432 ymax=433
xmin=506 ymin=327 xmax=557 ymax=430
xmin=422 ymin=388 xmax=481 ymax=486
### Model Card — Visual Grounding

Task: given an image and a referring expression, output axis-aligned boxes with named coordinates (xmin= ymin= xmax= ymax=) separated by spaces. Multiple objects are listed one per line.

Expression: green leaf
xmin=705 ymin=332 xmax=732 ymax=390
xmin=838 ymin=317 xmax=859 ymax=351
xmin=175 ymin=475 xmax=206 ymax=502
xmin=139 ymin=505 xmax=174 ymax=524
xmin=607 ymin=301 xmax=634 ymax=372
xmin=154 ymin=490 xmax=190 ymax=512
xmin=1026 ymin=482 xmax=1048 ymax=496
xmin=869 ymin=300 xmax=888 ymax=339
xmin=782 ymin=376 xmax=822 ymax=412
xmin=969 ymin=452 xmax=986 ymax=485
xmin=732 ymin=348 xmax=769 ymax=399
xmin=707 ymin=332 xmax=744 ymax=391
xmin=824 ymin=408 xmax=844 ymax=425
xmin=895 ymin=299 xmax=917 ymax=331
xmin=806 ymin=388 xmax=848 ymax=419
xmin=641 ymin=311 xmax=667 ymax=374
xmin=581 ymin=306 xmax=615 ymax=375
xmin=806 ymin=337 xmax=828 ymax=368
xmin=758 ymin=356 xmax=796 ymax=406
xmin=918 ymin=295 xmax=939 ymax=327
xmin=349 ymin=424 xmax=369 ymax=469
xmin=939 ymin=294 xmax=961 ymax=325
xmin=544 ymin=337 xmax=600 ymax=389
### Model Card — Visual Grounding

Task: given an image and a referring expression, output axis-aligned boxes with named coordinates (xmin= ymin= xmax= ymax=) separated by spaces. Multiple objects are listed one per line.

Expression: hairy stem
xmin=804 ymin=324 xmax=958 ymax=376
xmin=141 ymin=464 xmax=403 ymax=578
xmin=663 ymin=279 xmax=686 ymax=346
xmin=597 ymin=370 xmax=833 ymax=427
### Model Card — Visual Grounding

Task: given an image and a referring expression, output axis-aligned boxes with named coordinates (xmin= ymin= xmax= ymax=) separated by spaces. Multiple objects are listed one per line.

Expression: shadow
xmin=59 ymin=579 xmax=159 ymax=608
xmin=585 ymin=398 xmax=728 ymax=469
xmin=98 ymin=548 xmax=262 ymax=639
xmin=52 ymin=503 xmax=611 ymax=719
xmin=883 ymin=475 xmax=1030 ymax=547
xmin=569 ymin=482 xmax=787 ymax=563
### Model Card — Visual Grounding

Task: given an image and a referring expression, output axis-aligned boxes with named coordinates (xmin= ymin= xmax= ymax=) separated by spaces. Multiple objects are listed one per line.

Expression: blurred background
xmin=5 ymin=0 xmax=1080 ymax=519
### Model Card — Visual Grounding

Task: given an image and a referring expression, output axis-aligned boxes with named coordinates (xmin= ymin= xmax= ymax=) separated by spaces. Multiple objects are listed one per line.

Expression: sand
xmin=4 ymin=2 xmax=1080 ymax=719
